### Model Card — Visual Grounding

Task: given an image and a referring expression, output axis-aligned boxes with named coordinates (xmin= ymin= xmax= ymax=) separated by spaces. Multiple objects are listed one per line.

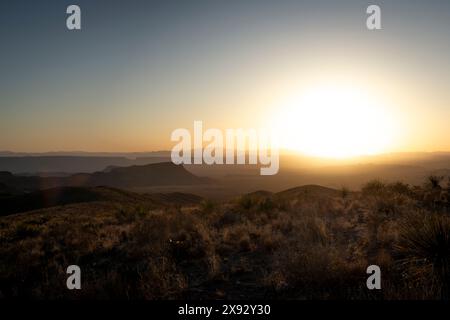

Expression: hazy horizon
xmin=2 ymin=0 xmax=450 ymax=157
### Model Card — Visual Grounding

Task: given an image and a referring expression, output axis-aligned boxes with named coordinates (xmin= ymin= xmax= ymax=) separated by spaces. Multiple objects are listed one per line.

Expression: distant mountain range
xmin=0 ymin=162 xmax=210 ymax=194
xmin=0 ymin=155 xmax=171 ymax=174
xmin=1 ymin=151 xmax=450 ymax=175
xmin=0 ymin=151 xmax=171 ymax=157
xmin=0 ymin=152 xmax=449 ymax=197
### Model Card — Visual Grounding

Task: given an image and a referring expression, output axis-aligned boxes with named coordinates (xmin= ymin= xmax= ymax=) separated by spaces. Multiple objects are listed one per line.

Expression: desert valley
xmin=0 ymin=152 xmax=449 ymax=299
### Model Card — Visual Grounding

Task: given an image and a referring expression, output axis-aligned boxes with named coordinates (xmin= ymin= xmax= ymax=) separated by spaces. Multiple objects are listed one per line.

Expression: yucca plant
xmin=394 ymin=212 xmax=450 ymax=299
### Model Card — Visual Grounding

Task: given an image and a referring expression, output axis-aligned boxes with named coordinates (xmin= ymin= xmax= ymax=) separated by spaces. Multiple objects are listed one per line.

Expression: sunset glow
xmin=271 ymin=84 xmax=398 ymax=158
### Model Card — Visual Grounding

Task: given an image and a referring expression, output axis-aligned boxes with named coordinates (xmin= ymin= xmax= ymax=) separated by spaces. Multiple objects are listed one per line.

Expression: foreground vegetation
xmin=0 ymin=177 xmax=449 ymax=299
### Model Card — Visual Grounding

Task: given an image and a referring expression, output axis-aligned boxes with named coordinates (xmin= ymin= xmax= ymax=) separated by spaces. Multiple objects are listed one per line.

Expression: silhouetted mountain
xmin=3 ymin=151 xmax=450 ymax=176
xmin=0 ymin=162 xmax=211 ymax=193
xmin=0 ymin=156 xmax=170 ymax=174
xmin=0 ymin=151 xmax=170 ymax=157
xmin=0 ymin=171 xmax=61 ymax=192
xmin=75 ymin=162 xmax=211 ymax=187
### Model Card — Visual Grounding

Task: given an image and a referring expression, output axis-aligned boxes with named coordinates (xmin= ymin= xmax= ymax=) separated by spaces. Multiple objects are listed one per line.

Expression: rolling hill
xmin=276 ymin=184 xmax=340 ymax=199
xmin=0 ymin=185 xmax=204 ymax=216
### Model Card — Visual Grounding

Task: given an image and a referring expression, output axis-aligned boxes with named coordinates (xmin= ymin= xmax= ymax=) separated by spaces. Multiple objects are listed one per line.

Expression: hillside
xmin=0 ymin=186 xmax=148 ymax=216
xmin=0 ymin=186 xmax=204 ymax=216
xmin=0 ymin=180 xmax=448 ymax=299
xmin=276 ymin=184 xmax=340 ymax=199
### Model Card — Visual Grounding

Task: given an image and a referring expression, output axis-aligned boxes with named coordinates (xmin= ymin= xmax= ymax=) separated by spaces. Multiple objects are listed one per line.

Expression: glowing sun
xmin=271 ymin=84 xmax=396 ymax=158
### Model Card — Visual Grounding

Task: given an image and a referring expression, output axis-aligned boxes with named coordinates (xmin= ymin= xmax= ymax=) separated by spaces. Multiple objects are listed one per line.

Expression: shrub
xmin=212 ymin=210 xmax=242 ymax=228
xmin=169 ymin=226 xmax=213 ymax=261
xmin=13 ymin=223 xmax=40 ymax=239
xmin=258 ymin=197 xmax=275 ymax=212
xmin=387 ymin=181 xmax=412 ymax=196
xmin=237 ymin=195 xmax=256 ymax=210
xmin=199 ymin=199 xmax=215 ymax=214
xmin=426 ymin=175 xmax=444 ymax=190
xmin=394 ymin=213 xmax=450 ymax=298
xmin=341 ymin=186 xmax=350 ymax=199
xmin=362 ymin=179 xmax=386 ymax=196
xmin=270 ymin=244 xmax=367 ymax=299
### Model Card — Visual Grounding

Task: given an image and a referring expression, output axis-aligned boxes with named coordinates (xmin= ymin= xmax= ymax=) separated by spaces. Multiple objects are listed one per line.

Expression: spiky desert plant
xmin=395 ymin=212 xmax=450 ymax=298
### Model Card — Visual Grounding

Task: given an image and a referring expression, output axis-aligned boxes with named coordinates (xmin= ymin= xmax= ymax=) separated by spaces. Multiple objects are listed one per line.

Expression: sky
xmin=1 ymin=0 xmax=449 ymax=154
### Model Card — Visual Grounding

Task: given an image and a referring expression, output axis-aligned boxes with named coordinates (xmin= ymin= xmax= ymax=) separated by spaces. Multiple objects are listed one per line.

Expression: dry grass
xmin=0 ymin=178 xmax=449 ymax=299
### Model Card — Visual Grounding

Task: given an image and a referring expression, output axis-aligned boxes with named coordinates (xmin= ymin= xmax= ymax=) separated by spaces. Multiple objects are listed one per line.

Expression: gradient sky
xmin=1 ymin=0 xmax=449 ymax=153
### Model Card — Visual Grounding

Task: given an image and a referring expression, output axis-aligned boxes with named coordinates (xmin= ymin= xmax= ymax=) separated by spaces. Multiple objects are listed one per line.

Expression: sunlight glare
xmin=271 ymin=84 xmax=397 ymax=158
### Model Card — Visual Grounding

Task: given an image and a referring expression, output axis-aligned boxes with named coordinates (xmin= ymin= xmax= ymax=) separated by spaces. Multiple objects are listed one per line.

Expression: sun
xmin=271 ymin=84 xmax=397 ymax=158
